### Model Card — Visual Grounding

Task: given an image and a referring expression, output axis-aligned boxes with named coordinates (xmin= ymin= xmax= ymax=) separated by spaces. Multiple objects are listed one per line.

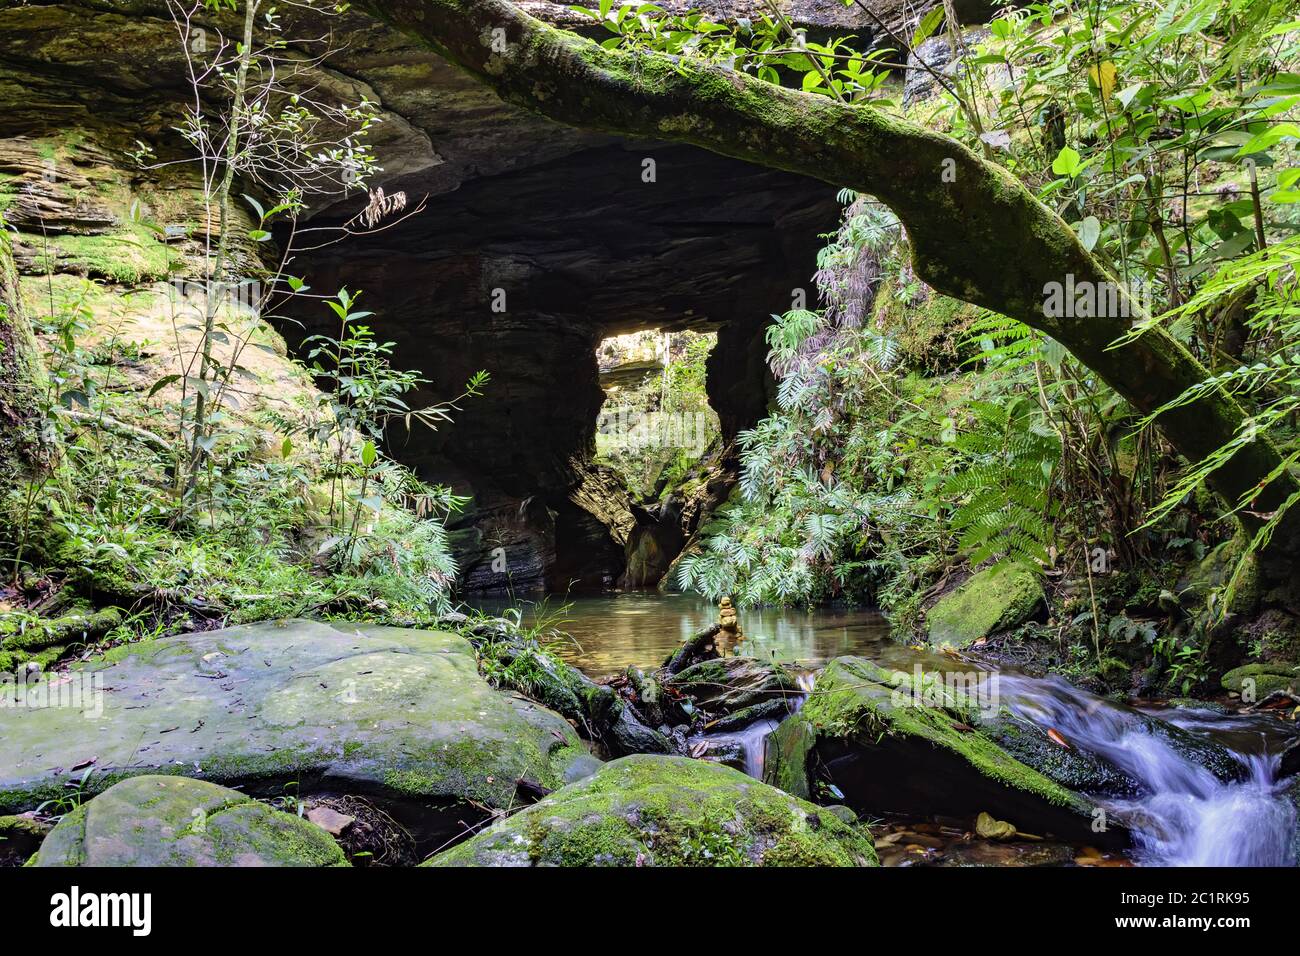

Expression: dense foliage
xmin=667 ymin=0 xmax=1299 ymax=683
xmin=1 ymin=0 xmax=483 ymax=655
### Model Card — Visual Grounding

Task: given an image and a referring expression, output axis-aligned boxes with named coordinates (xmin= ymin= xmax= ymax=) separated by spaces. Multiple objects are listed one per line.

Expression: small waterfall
xmin=732 ymin=718 xmax=782 ymax=778
xmin=999 ymin=673 xmax=1298 ymax=867
xmin=698 ymin=671 xmax=816 ymax=779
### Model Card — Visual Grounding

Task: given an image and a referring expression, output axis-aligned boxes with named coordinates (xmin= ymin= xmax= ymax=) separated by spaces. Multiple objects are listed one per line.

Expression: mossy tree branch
xmin=360 ymin=0 xmax=1300 ymax=566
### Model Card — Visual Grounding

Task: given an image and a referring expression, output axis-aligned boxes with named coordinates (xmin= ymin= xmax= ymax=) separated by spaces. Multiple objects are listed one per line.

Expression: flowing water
xmin=471 ymin=593 xmax=1299 ymax=866
xmin=1000 ymin=673 xmax=1297 ymax=866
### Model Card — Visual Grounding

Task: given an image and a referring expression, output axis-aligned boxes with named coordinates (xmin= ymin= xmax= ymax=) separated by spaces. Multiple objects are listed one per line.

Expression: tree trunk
xmin=0 ymin=228 xmax=53 ymax=490
xmin=359 ymin=0 xmax=1300 ymax=570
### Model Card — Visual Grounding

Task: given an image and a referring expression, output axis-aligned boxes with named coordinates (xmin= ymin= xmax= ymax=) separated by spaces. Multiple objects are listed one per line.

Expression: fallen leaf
xmin=1047 ymin=728 xmax=1071 ymax=749
xmin=1089 ymin=60 xmax=1118 ymax=101
xmin=975 ymin=811 xmax=1017 ymax=841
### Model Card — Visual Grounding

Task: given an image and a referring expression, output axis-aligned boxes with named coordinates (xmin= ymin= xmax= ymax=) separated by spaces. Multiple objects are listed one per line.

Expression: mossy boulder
xmin=33 ymin=775 xmax=347 ymax=866
xmin=0 ymin=620 xmax=591 ymax=819
xmin=428 ymin=754 xmax=877 ymax=867
xmin=0 ymin=813 xmax=49 ymax=865
xmin=927 ymin=563 xmax=1045 ymax=648
xmin=1177 ymin=536 xmax=1261 ymax=615
xmin=766 ymin=657 xmax=1123 ymax=847
xmin=1222 ymin=662 xmax=1299 ymax=701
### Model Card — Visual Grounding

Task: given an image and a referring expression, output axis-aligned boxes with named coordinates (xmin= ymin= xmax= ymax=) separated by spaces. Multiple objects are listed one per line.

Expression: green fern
xmin=943 ymin=397 xmax=1060 ymax=569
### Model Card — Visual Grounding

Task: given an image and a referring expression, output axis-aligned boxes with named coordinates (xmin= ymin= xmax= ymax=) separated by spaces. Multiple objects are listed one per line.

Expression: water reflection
xmin=467 ymin=592 xmax=910 ymax=677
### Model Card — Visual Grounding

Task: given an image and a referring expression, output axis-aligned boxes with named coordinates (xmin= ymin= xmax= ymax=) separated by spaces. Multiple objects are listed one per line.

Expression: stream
xmin=473 ymin=594 xmax=1299 ymax=866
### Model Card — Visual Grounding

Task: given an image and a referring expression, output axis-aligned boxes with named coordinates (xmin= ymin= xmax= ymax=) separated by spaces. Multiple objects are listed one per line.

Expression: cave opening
xmin=584 ymin=329 xmax=726 ymax=592
xmin=274 ymin=141 xmax=839 ymax=598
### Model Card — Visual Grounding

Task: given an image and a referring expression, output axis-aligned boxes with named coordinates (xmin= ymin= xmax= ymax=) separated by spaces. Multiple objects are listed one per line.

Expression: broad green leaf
xmin=1051 ymin=146 xmax=1084 ymax=177
xmin=1077 ymin=216 xmax=1100 ymax=251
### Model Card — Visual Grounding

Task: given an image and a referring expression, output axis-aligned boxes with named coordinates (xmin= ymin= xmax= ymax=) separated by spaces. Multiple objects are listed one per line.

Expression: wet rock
xmin=1277 ymin=737 xmax=1300 ymax=780
xmin=766 ymin=657 xmax=1125 ymax=848
xmin=982 ymin=715 xmax=1143 ymax=797
xmin=0 ymin=620 xmax=588 ymax=818
xmin=764 ymin=711 xmax=819 ymax=800
xmin=427 ymin=755 xmax=877 ymax=867
xmin=0 ymin=813 xmax=49 ymax=866
xmin=664 ymin=656 xmax=801 ymax=718
xmin=34 ymin=776 xmax=347 ymax=867
xmin=927 ymin=564 xmax=1045 ymax=648
xmin=606 ymin=700 xmax=675 ymax=756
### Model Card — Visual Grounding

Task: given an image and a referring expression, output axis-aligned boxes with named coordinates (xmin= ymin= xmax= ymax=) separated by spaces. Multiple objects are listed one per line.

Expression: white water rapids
xmin=719 ymin=668 xmax=1297 ymax=866
xmin=1000 ymin=673 xmax=1297 ymax=866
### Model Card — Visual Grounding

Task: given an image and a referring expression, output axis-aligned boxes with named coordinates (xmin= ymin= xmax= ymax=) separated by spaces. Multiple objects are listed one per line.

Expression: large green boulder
xmin=1222 ymin=662 xmax=1299 ymax=700
xmin=1177 ymin=536 xmax=1261 ymax=614
xmin=765 ymin=657 xmax=1123 ymax=847
xmin=0 ymin=619 xmax=590 ymax=817
xmin=927 ymin=564 xmax=1044 ymax=647
xmin=428 ymin=754 xmax=877 ymax=867
xmin=33 ymin=775 xmax=346 ymax=867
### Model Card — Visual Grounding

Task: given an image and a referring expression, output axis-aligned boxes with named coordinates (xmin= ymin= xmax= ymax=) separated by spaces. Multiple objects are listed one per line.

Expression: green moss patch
xmin=927 ymin=563 xmax=1045 ymax=648
xmin=428 ymin=754 xmax=876 ymax=867
xmin=1222 ymin=662 xmax=1298 ymax=699
xmin=33 ymin=775 xmax=347 ymax=867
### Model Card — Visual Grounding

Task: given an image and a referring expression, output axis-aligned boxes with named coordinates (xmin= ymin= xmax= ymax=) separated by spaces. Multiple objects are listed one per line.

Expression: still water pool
xmin=467 ymin=592 xmax=929 ymax=677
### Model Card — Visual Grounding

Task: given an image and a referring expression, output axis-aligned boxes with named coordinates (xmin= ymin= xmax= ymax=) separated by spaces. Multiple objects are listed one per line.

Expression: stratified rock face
xmin=0 ymin=620 xmax=591 ymax=819
xmin=34 ymin=775 xmax=348 ymax=867
xmin=428 ymin=754 xmax=878 ymax=866
xmin=926 ymin=563 xmax=1046 ymax=647
xmin=765 ymin=657 xmax=1122 ymax=846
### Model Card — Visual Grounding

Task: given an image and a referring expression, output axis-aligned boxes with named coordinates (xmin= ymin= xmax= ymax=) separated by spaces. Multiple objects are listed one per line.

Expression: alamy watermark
xmin=0 ymin=670 xmax=104 ymax=719
xmin=1042 ymin=274 xmax=1151 ymax=321
xmin=888 ymin=664 xmax=1000 ymax=718
xmin=596 ymin=406 xmax=712 ymax=456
